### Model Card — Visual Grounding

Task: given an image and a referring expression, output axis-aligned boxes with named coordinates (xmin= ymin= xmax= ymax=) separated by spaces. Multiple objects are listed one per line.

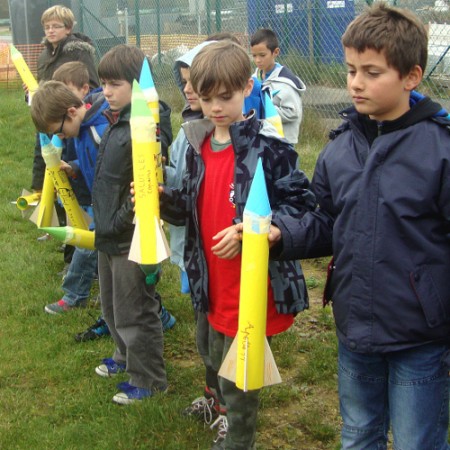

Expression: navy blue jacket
xmin=273 ymin=98 xmax=450 ymax=353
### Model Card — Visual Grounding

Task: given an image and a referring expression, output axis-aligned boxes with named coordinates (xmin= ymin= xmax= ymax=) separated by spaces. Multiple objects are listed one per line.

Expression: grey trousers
xmin=209 ymin=325 xmax=260 ymax=450
xmin=98 ymin=251 xmax=167 ymax=390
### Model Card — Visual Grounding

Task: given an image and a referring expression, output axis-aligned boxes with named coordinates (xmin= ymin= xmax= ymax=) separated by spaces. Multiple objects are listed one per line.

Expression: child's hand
xmin=212 ymin=225 xmax=242 ymax=259
xmin=130 ymin=181 xmax=165 ymax=206
xmin=233 ymin=223 xmax=281 ymax=248
xmin=268 ymin=225 xmax=282 ymax=248
xmin=60 ymin=160 xmax=75 ymax=178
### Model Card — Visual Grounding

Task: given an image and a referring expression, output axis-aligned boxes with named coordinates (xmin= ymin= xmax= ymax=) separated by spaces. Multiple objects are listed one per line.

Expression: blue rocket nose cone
xmin=245 ymin=158 xmax=271 ymax=216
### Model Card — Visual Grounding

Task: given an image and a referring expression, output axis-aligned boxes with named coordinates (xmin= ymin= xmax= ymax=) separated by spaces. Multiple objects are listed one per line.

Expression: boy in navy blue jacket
xmin=269 ymin=4 xmax=450 ymax=449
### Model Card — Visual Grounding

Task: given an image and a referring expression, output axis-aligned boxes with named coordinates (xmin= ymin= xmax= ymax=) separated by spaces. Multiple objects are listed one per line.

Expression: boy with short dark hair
xmin=269 ymin=3 xmax=450 ymax=448
xmin=250 ymin=28 xmax=306 ymax=144
xmin=160 ymin=40 xmax=314 ymax=449
xmin=92 ymin=44 xmax=171 ymax=404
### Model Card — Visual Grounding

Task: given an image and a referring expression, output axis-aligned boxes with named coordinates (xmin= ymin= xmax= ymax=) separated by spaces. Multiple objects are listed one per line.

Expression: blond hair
xmin=31 ymin=81 xmax=83 ymax=132
xmin=41 ymin=5 xmax=75 ymax=29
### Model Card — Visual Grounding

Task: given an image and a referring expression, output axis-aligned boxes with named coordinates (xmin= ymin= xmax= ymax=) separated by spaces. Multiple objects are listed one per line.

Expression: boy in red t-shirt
xmin=160 ymin=40 xmax=315 ymax=449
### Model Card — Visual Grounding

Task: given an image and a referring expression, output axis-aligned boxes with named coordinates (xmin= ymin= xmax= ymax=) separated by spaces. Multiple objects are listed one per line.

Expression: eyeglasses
xmin=44 ymin=24 xmax=66 ymax=31
xmin=55 ymin=115 xmax=66 ymax=136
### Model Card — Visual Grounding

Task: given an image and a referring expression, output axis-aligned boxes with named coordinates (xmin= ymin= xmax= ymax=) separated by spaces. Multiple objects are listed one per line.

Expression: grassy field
xmin=0 ymin=88 xmax=340 ymax=449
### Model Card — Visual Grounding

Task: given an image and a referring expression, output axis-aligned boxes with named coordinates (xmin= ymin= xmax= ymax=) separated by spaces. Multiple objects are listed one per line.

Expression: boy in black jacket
xmin=92 ymin=45 xmax=171 ymax=404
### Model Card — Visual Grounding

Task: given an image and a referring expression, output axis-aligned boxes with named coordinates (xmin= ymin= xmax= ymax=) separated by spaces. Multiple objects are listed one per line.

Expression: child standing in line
xmin=250 ymin=28 xmax=306 ymax=144
xmin=37 ymin=63 xmax=107 ymax=315
xmin=92 ymin=44 xmax=170 ymax=404
xmin=160 ymin=40 xmax=315 ymax=448
xmin=269 ymin=4 xmax=450 ymax=449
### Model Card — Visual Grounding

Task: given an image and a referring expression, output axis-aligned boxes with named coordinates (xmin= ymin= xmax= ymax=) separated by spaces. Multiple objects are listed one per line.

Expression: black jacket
xmin=93 ymin=101 xmax=172 ymax=254
xmin=37 ymin=32 xmax=99 ymax=88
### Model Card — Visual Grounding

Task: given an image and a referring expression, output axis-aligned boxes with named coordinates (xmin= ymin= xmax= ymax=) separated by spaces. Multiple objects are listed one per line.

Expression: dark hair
xmin=250 ymin=28 xmax=279 ymax=52
xmin=190 ymin=41 xmax=251 ymax=97
xmin=98 ymin=44 xmax=147 ymax=84
xmin=342 ymin=2 xmax=428 ymax=76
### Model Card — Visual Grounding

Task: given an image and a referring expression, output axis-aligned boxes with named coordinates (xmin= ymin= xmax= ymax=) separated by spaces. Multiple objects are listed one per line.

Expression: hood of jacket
xmin=254 ymin=65 xmax=306 ymax=93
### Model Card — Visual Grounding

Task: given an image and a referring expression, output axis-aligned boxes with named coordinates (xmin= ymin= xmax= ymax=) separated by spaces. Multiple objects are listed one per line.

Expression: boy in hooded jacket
xmin=160 ymin=40 xmax=314 ymax=449
xmin=250 ymin=28 xmax=306 ymax=144
xmin=269 ymin=4 xmax=450 ymax=449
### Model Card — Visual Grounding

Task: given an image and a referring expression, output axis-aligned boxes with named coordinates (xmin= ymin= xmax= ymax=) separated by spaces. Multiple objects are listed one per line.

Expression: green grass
xmin=0 ymin=88 xmax=339 ymax=449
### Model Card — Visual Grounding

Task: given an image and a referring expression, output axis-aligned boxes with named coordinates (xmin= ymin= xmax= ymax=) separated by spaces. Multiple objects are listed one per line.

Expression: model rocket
xmin=264 ymin=91 xmax=284 ymax=138
xmin=219 ymin=158 xmax=281 ymax=391
xmin=14 ymin=190 xmax=41 ymax=211
xmin=128 ymin=80 xmax=170 ymax=265
xmin=28 ymin=169 xmax=59 ymax=227
xmin=10 ymin=44 xmax=39 ymax=104
xmin=39 ymin=134 xmax=90 ymax=230
xmin=40 ymin=226 xmax=95 ymax=250
xmin=139 ymin=58 xmax=163 ymax=183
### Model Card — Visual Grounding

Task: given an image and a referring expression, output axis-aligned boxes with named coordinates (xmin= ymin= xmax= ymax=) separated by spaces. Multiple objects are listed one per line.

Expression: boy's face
xmin=199 ymin=79 xmax=253 ymax=133
xmin=180 ymin=67 xmax=201 ymax=112
xmin=43 ymin=20 xmax=71 ymax=47
xmin=66 ymin=82 xmax=90 ymax=101
xmin=251 ymin=43 xmax=279 ymax=74
xmin=345 ymin=47 xmax=420 ymax=122
xmin=102 ymin=79 xmax=132 ymax=111
xmin=47 ymin=106 xmax=84 ymax=138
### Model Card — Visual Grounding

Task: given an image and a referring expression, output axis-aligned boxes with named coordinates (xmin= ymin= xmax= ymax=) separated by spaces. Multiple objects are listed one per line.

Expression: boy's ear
xmin=404 ymin=64 xmax=423 ymax=92
xmin=82 ymin=83 xmax=90 ymax=97
xmin=244 ymin=77 xmax=254 ymax=98
xmin=273 ymin=47 xmax=280 ymax=58
xmin=66 ymin=106 xmax=79 ymax=118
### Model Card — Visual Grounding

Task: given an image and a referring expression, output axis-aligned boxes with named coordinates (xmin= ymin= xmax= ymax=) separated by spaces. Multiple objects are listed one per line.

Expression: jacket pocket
xmin=410 ymin=266 xmax=448 ymax=328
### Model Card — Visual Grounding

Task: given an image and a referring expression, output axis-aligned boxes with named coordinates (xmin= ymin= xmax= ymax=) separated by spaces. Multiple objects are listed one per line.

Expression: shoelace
xmin=210 ymin=414 xmax=228 ymax=442
xmin=190 ymin=396 xmax=216 ymax=425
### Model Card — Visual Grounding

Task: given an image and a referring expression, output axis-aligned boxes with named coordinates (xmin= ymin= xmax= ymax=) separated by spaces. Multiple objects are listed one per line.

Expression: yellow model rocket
xmin=41 ymin=226 xmax=95 ymax=250
xmin=39 ymin=134 xmax=90 ymax=230
xmin=219 ymin=158 xmax=281 ymax=391
xmin=15 ymin=190 xmax=41 ymax=211
xmin=139 ymin=58 xmax=163 ymax=183
xmin=29 ymin=170 xmax=59 ymax=227
xmin=128 ymin=80 xmax=170 ymax=265
xmin=264 ymin=91 xmax=284 ymax=138
xmin=10 ymin=44 xmax=39 ymax=104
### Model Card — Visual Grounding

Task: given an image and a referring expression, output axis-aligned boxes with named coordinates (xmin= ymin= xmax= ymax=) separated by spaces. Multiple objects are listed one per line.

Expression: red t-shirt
xmin=197 ymin=135 xmax=293 ymax=337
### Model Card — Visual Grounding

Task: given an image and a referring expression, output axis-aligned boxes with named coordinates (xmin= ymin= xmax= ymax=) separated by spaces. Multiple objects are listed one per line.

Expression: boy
xmin=250 ymin=28 xmax=306 ymax=144
xmin=31 ymin=63 xmax=107 ymax=316
xmin=160 ymin=41 xmax=314 ymax=448
xmin=92 ymin=44 xmax=169 ymax=404
xmin=269 ymin=4 xmax=450 ymax=448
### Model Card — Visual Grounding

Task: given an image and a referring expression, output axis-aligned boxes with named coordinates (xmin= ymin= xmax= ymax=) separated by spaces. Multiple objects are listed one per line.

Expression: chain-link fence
xmin=1 ymin=0 xmax=450 ymax=115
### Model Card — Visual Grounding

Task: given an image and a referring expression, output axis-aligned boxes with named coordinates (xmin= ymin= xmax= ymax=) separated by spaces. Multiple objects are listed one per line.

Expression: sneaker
xmin=95 ymin=358 xmax=126 ymax=377
xmin=37 ymin=233 xmax=51 ymax=242
xmin=210 ymin=415 xmax=228 ymax=446
xmin=160 ymin=306 xmax=176 ymax=331
xmin=44 ymin=299 xmax=86 ymax=315
xmin=112 ymin=381 xmax=166 ymax=405
xmin=183 ymin=395 xmax=218 ymax=425
xmin=74 ymin=316 xmax=110 ymax=342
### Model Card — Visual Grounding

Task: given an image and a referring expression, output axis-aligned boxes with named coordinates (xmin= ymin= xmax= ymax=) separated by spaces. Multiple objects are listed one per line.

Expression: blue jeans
xmin=62 ymin=247 xmax=98 ymax=306
xmin=338 ymin=342 xmax=450 ymax=450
